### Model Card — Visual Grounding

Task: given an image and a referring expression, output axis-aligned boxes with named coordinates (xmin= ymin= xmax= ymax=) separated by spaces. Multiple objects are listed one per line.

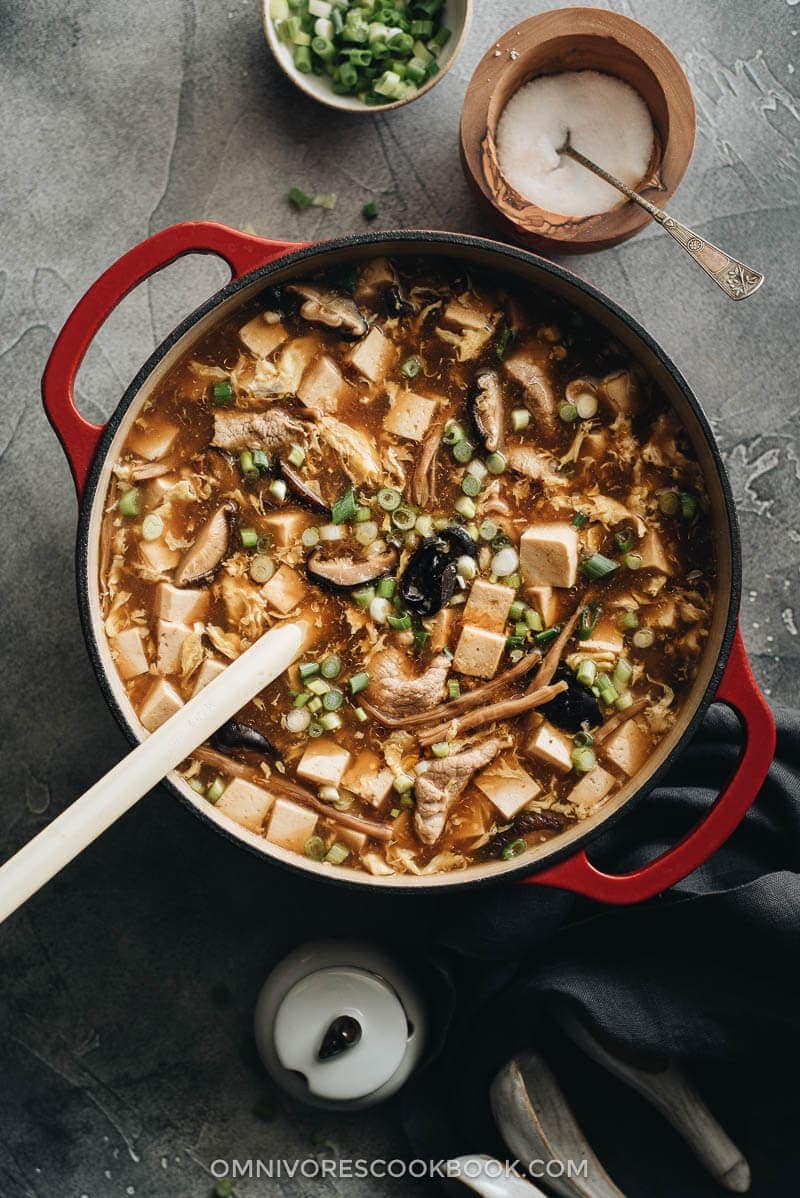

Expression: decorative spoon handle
xmin=562 ymin=144 xmax=764 ymax=301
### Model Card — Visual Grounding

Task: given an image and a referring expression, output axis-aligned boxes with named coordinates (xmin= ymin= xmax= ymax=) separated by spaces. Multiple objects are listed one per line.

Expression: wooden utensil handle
xmin=0 ymin=623 xmax=306 ymax=925
xmin=528 ymin=625 xmax=775 ymax=903
xmin=42 ymin=222 xmax=303 ymax=497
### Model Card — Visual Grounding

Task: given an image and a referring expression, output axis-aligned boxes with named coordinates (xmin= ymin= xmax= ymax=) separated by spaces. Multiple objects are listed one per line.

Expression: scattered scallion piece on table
xmin=362 ymin=200 xmax=379 ymax=220
xmin=288 ymin=186 xmax=313 ymax=210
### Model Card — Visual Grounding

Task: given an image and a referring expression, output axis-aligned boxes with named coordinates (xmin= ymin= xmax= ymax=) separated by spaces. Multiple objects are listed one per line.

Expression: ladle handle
xmin=0 ymin=622 xmax=306 ymax=925
xmin=42 ymin=222 xmax=303 ymax=497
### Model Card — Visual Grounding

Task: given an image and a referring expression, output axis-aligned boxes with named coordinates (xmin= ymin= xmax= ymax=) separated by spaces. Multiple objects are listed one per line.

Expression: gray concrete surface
xmin=1 ymin=1 xmax=798 ymax=1195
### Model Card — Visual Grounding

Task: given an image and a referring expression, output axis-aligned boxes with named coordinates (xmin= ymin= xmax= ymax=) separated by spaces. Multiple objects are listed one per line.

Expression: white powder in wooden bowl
xmin=496 ymin=70 xmax=655 ymax=218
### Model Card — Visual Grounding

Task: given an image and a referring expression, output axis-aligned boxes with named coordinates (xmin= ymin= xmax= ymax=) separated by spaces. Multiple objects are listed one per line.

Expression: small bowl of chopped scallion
xmin=263 ymin=0 xmax=472 ymax=113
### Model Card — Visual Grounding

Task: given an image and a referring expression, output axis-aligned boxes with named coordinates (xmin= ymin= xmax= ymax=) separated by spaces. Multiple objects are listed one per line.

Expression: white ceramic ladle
xmin=0 ymin=621 xmax=308 ymax=925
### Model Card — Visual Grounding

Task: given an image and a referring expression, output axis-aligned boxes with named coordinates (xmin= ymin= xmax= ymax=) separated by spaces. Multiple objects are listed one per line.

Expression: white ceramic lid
xmin=273 ymin=966 xmax=408 ymax=1102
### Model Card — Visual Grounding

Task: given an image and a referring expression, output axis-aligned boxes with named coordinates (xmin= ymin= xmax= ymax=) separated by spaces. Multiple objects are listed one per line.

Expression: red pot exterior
xmin=42 ymin=221 xmax=776 ymax=903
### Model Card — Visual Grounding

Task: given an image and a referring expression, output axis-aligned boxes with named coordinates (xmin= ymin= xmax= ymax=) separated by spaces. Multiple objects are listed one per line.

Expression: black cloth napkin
xmin=401 ymin=703 xmax=800 ymax=1197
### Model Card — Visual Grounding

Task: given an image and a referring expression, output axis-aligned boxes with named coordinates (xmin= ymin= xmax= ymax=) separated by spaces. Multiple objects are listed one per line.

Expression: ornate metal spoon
xmin=560 ymin=138 xmax=764 ymax=301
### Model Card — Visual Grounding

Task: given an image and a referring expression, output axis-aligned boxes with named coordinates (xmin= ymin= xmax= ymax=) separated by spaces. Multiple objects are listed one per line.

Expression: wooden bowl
xmin=460 ymin=7 xmax=696 ymax=253
xmin=262 ymin=0 xmax=473 ymax=115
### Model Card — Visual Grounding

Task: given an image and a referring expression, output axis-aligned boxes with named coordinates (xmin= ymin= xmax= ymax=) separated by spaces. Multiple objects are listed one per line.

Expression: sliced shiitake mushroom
xmin=280 ymin=463 xmax=329 ymax=514
xmin=174 ymin=503 xmax=233 ymax=586
xmin=471 ymin=368 xmax=505 ymax=453
xmin=306 ymin=544 xmax=399 ymax=591
xmin=285 ymin=282 xmax=368 ymax=340
xmin=210 ymin=719 xmax=276 ymax=756
xmin=400 ymin=526 xmax=478 ymax=617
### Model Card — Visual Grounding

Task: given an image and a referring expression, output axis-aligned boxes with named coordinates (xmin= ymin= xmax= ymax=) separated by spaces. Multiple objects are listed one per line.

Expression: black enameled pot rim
xmin=74 ymin=229 xmax=742 ymax=895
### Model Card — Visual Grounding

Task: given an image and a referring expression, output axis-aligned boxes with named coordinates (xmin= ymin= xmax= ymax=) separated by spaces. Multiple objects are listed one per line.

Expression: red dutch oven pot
xmin=42 ymin=222 xmax=775 ymax=903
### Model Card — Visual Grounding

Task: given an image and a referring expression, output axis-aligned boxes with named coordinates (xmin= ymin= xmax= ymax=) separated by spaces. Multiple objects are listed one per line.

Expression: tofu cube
xmin=297 ymin=354 xmax=354 ymax=414
xmin=603 ymin=719 xmax=650 ymax=778
xmin=567 ymin=766 xmax=615 ymax=814
xmin=453 ymin=624 xmax=507 ymax=679
xmin=347 ymin=326 xmax=395 ymax=383
xmin=342 ymin=750 xmax=394 ymax=808
xmin=520 ymin=523 xmax=579 ymax=589
xmin=110 ymin=626 xmax=149 ymax=680
xmin=261 ymin=565 xmax=306 ymax=614
xmin=475 ymin=760 xmax=541 ymax=821
xmin=297 ymin=738 xmax=352 ymax=788
xmin=155 ymin=620 xmax=190 ymax=675
xmin=128 ymin=421 xmax=178 ymax=461
xmin=139 ymin=539 xmax=180 ymax=573
xmin=336 ymin=826 xmax=368 ymax=856
xmin=383 ymin=390 xmax=437 ymax=442
xmin=139 ymin=677 xmax=183 ymax=731
xmin=639 ymin=528 xmax=673 ymax=575
xmin=216 ymin=777 xmax=274 ymax=831
xmin=442 ymin=298 xmax=494 ymax=332
xmin=154 ymin=582 xmax=209 ymax=625
xmin=648 ymin=597 xmax=678 ymax=630
xmin=580 ymin=618 xmax=624 ymax=656
xmin=525 ymin=721 xmax=573 ymax=774
xmin=261 ymin=509 xmax=316 ymax=548
xmin=190 ymin=656 xmax=227 ymax=697
xmin=266 ymin=797 xmax=318 ymax=853
xmin=145 ymin=472 xmax=180 ymax=503
xmin=239 ymin=314 xmax=287 ymax=358
xmin=524 ymin=585 xmax=558 ymax=627
xmin=462 ymin=579 xmax=515 ymax=634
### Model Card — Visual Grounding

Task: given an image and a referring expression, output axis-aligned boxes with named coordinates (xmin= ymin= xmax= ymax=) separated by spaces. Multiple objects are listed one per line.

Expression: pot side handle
xmin=527 ymin=626 xmax=775 ymax=904
xmin=41 ymin=221 xmax=303 ymax=497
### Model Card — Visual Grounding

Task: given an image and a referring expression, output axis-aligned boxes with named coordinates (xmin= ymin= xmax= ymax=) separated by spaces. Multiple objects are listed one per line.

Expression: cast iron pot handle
xmin=528 ymin=625 xmax=775 ymax=903
xmin=42 ymin=221 xmax=303 ymax=497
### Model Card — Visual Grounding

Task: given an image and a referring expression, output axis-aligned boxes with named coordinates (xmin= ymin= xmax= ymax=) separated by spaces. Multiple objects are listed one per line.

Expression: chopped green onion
xmin=455 ymin=495 xmax=476 ymax=520
xmin=393 ymin=772 xmax=415 ymax=794
xmin=612 ymin=658 xmax=633 ymax=692
xmin=353 ymin=505 xmax=372 ymax=523
xmin=624 ymin=552 xmax=643 ymax=570
xmin=320 ymin=711 xmax=342 ymax=732
xmin=377 ymin=487 xmax=402 ymax=511
xmin=292 ymin=691 xmax=311 ymax=708
xmin=362 ymin=199 xmax=379 ymax=220
xmin=287 ymin=443 xmax=306 ymax=468
xmin=304 ymin=835 xmax=326 ymax=861
xmin=239 ymin=449 xmax=259 ymax=481
xmin=456 ymin=554 xmax=477 ymax=581
xmin=288 ymin=187 xmax=313 ymax=210
xmin=353 ymin=706 xmax=368 ymax=723
xmin=442 ymin=420 xmax=466 ymax=446
xmin=616 ymin=692 xmax=634 ymax=712
xmin=301 ymin=526 xmax=321 ymax=548
xmin=500 ymin=838 xmax=526 ymax=860
xmin=250 ymin=554 xmax=276 ymax=584
xmin=320 ymin=655 xmax=341 ymax=679
xmin=452 ymin=439 xmax=474 ymax=464
xmin=212 ymin=379 xmax=234 ymax=405
xmin=511 ymin=407 xmax=530 ymax=431
xmin=376 ymin=577 xmax=396 ymax=599
xmin=268 ymin=478 xmax=287 ymax=503
xmin=293 ymin=44 xmax=312 ymax=71
xmin=658 ymin=490 xmax=680 ymax=517
xmin=486 ymin=451 xmax=507 ymax=475
xmin=633 ymin=628 xmax=655 ymax=649
xmin=387 ymin=611 xmax=412 ymax=630
xmin=572 ymin=511 xmax=589 ymax=528
xmin=325 ymin=842 xmax=350 ymax=865
xmin=352 ymin=586 xmax=375 ymax=610
xmin=286 ymin=706 xmax=311 ymax=733
xmin=307 ymin=696 xmax=323 ymax=714
xmin=582 ymin=553 xmax=619 ymax=580
xmin=239 ymin=526 xmax=258 ymax=549
xmin=618 ymin=610 xmax=639 ymax=631
xmin=447 ymin=679 xmax=461 ymax=700
xmin=299 ymin=661 xmax=321 ymax=681
xmin=322 ymin=688 xmax=344 ymax=711
xmin=431 ymin=741 xmax=450 ymax=758
xmin=391 ymin=505 xmax=417 ymax=531
xmin=141 ymin=513 xmax=164 ymax=542
xmin=354 ymin=520 xmax=379 ymax=546
xmin=680 ymin=491 xmax=698 ymax=519
xmin=572 ymin=746 xmax=597 ymax=774
xmin=415 ymin=514 xmax=434 ymax=538
xmin=401 ymin=356 xmax=421 ymax=378
xmin=206 ymin=777 xmax=226 ymax=804
xmin=495 ymin=323 xmax=514 ymax=360
xmin=252 ymin=448 xmax=270 ymax=473
xmin=306 ymin=676 xmax=330 ymax=696
xmin=349 ymin=671 xmax=370 ymax=695
xmin=332 ymin=485 xmax=358 ymax=524
xmin=559 ymin=402 xmax=578 ymax=423
xmin=596 ymin=674 xmax=619 ymax=704
xmin=524 ymin=608 xmax=543 ymax=632
xmin=307 ymin=720 xmax=324 ymax=737
xmin=119 ymin=487 xmax=140 ymax=517
xmin=461 ymin=473 xmax=481 ymax=497
xmin=573 ymin=730 xmax=594 ymax=748
xmin=576 ymin=659 xmax=597 ymax=687
xmin=614 ymin=528 xmax=635 ymax=553
xmin=535 ymin=626 xmax=561 ymax=648
xmin=578 ymin=603 xmax=601 ymax=641
xmin=508 ymin=599 xmax=526 ymax=623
